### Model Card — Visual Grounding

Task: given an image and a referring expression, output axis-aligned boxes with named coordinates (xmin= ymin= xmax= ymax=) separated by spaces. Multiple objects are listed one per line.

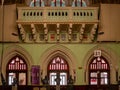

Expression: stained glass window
xmin=48 ymin=56 xmax=69 ymax=85
xmin=89 ymin=57 xmax=110 ymax=85
xmin=6 ymin=56 xmax=27 ymax=85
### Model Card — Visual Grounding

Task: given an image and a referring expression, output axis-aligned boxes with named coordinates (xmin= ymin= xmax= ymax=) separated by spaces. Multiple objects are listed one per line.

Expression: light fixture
xmin=98 ymin=31 xmax=104 ymax=35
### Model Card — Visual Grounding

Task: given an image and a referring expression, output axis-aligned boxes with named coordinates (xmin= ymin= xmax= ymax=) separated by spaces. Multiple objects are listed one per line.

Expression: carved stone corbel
xmin=90 ymin=24 xmax=97 ymax=41
xmin=18 ymin=24 xmax=26 ymax=41
xmin=31 ymin=24 xmax=37 ymax=41
xmin=79 ymin=24 xmax=85 ymax=41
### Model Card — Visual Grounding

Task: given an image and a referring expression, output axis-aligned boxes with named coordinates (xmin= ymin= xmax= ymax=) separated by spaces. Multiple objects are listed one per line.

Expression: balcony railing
xmin=17 ymin=7 xmax=99 ymax=23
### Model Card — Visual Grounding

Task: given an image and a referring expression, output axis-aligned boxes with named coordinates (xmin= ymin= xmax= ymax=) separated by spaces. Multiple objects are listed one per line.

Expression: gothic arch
xmin=83 ymin=44 xmax=119 ymax=84
xmin=40 ymin=45 xmax=77 ymax=78
xmin=2 ymin=44 xmax=33 ymax=84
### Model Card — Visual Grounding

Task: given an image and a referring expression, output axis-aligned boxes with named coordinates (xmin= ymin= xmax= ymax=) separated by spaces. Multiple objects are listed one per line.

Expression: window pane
xmin=50 ymin=73 xmax=56 ymax=85
xmin=50 ymin=72 xmax=67 ymax=85
xmin=60 ymin=73 xmax=67 ymax=85
xmin=8 ymin=73 xmax=16 ymax=85
xmin=90 ymin=78 xmax=97 ymax=85
xmin=19 ymin=73 xmax=26 ymax=85
xmin=90 ymin=72 xmax=97 ymax=77
xmin=100 ymin=72 xmax=108 ymax=85
xmin=90 ymin=72 xmax=97 ymax=85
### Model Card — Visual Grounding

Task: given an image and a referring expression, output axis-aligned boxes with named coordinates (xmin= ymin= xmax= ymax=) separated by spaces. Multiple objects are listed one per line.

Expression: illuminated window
xmin=48 ymin=56 xmax=69 ymax=85
xmin=89 ymin=57 xmax=110 ymax=85
xmin=6 ymin=56 xmax=27 ymax=85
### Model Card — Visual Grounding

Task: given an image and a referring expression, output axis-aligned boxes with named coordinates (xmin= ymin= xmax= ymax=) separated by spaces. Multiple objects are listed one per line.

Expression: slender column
xmin=18 ymin=24 xmax=26 ymax=41
xmin=44 ymin=23 xmax=48 ymax=41
xmin=56 ymin=24 xmax=60 ymax=41
xmin=79 ymin=24 xmax=85 ymax=41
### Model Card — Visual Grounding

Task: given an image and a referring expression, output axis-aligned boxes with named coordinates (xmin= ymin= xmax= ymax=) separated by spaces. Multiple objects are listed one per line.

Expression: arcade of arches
xmin=1 ymin=44 xmax=119 ymax=86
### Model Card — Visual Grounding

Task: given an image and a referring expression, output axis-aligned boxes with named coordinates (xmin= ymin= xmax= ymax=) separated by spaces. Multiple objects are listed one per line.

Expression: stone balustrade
xmin=17 ymin=7 xmax=99 ymax=23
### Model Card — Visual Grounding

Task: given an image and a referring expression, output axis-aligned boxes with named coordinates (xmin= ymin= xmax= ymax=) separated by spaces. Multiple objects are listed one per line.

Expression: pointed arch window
xmin=89 ymin=57 xmax=110 ymax=85
xmin=6 ymin=56 xmax=27 ymax=85
xmin=48 ymin=56 xmax=69 ymax=85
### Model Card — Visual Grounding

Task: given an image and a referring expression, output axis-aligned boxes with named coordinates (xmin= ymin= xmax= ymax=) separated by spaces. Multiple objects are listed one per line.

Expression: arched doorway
xmin=89 ymin=56 xmax=110 ymax=85
xmin=47 ymin=56 xmax=69 ymax=85
xmin=6 ymin=55 xmax=28 ymax=85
